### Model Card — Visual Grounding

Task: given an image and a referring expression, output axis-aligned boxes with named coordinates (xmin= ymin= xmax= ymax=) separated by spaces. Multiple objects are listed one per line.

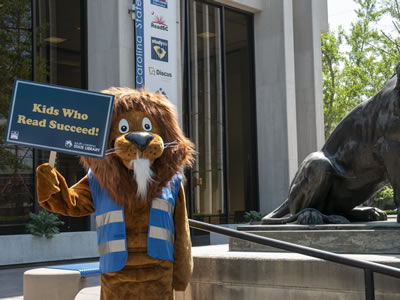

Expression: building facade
xmin=0 ymin=0 xmax=327 ymax=235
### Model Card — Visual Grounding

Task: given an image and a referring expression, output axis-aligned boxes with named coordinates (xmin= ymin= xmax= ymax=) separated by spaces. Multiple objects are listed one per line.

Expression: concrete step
xmin=231 ymin=220 xmax=400 ymax=254
xmin=188 ymin=245 xmax=400 ymax=300
xmin=74 ymin=286 xmax=190 ymax=300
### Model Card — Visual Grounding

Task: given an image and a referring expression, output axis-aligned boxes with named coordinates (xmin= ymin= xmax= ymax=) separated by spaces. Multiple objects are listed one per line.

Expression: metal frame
xmin=246 ymin=13 xmax=259 ymax=212
xmin=189 ymin=219 xmax=400 ymax=300
xmin=80 ymin=0 xmax=88 ymax=90
xmin=219 ymin=6 xmax=230 ymax=224
xmin=183 ymin=0 xmax=194 ymax=219
xmin=31 ymin=0 xmax=38 ymax=211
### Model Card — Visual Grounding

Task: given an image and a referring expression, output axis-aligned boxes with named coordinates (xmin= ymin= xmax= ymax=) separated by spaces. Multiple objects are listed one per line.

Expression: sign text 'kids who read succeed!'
xmin=5 ymin=80 xmax=114 ymax=158
xmin=18 ymin=104 xmax=100 ymax=136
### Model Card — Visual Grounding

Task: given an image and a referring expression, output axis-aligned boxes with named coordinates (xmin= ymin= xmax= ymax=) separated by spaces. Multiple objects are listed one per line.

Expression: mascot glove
xmin=36 ymin=163 xmax=61 ymax=203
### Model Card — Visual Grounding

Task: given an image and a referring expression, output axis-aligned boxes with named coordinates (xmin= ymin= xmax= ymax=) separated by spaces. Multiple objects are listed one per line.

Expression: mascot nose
xmin=125 ymin=132 xmax=154 ymax=152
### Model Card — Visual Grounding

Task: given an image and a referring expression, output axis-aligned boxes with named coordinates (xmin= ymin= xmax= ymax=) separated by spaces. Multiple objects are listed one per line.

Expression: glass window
xmin=190 ymin=1 xmax=225 ymax=224
xmin=35 ymin=0 xmax=84 ymax=87
xmin=34 ymin=0 xmax=89 ymax=231
xmin=225 ymin=9 xmax=258 ymax=223
xmin=0 ymin=0 xmax=88 ymax=234
xmin=187 ymin=1 xmax=258 ymax=225
xmin=0 ymin=0 xmax=34 ymax=234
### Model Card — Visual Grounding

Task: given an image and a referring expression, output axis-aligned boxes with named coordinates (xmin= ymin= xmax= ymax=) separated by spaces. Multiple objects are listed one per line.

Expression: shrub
xmin=244 ymin=210 xmax=263 ymax=223
xmin=26 ymin=210 xmax=64 ymax=239
xmin=371 ymin=185 xmax=396 ymax=210
xmin=385 ymin=209 xmax=398 ymax=215
xmin=372 ymin=185 xmax=393 ymax=203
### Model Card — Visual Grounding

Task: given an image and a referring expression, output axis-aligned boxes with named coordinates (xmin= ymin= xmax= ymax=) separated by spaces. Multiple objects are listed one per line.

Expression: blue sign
xmin=4 ymin=80 xmax=114 ymax=158
xmin=151 ymin=37 xmax=168 ymax=62
xmin=135 ymin=0 xmax=145 ymax=88
xmin=151 ymin=0 xmax=168 ymax=9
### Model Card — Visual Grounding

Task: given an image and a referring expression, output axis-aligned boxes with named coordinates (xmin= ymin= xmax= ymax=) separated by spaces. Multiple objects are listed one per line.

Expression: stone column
xmin=293 ymin=0 xmax=326 ymax=163
xmin=87 ymin=0 xmax=136 ymax=92
xmin=254 ymin=0 xmax=299 ymax=214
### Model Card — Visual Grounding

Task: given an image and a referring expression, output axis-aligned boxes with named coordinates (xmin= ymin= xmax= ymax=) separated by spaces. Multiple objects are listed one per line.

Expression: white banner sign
xmin=135 ymin=0 xmax=178 ymax=106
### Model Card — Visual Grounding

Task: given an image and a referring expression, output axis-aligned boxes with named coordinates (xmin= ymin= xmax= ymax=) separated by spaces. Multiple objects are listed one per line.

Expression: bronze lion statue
xmin=262 ymin=64 xmax=400 ymax=225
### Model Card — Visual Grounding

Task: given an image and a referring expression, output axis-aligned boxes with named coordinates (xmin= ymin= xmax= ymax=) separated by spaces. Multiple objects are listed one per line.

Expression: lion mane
xmin=80 ymin=87 xmax=195 ymax=211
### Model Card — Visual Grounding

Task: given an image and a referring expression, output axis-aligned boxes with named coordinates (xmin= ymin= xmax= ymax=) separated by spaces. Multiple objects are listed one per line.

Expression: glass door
xmin=189 ymin=1 xmax=225 ymax=224
xmin=185 ymin=1 xmax=258 ymax=227
xmin=224 ymin=8 xmax=258 ymax=223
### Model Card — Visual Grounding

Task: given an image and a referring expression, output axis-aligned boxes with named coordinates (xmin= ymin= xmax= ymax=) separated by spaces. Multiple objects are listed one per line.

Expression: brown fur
xmin=36 ymin=88 xmax=194 ymax=299
xmin=80 ymin=88 xmax=195 ymax=212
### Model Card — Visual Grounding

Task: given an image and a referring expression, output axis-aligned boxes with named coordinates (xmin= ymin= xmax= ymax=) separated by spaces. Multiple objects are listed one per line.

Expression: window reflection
xmin=225 ymin=9 xmax=258 ymax=223
xmin=190 ymin=2 xmax=225 ymax=224
xmin=36 ymin=0 xmax=82 ymax=87
xmin=188 ymin=1 xmax=257 ymax=225
xmin=0 ymin=0 xmax=88 ymax=234
xmin=35 ymin=0 xmax=88 ymax=232
xmin=0 ymin=0 xmax=34 ymax=234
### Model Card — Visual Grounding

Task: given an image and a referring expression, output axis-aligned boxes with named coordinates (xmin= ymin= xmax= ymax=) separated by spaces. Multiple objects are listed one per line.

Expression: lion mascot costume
xmin=36 ymin=88 xmax=195 ymax=299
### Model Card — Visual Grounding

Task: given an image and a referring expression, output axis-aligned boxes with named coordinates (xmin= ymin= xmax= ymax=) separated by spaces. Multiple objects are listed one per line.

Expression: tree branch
xmin=381 ymin=29 xmax=400 ymax=54
xmin=322 ymin=50 xmax=336 ymax=138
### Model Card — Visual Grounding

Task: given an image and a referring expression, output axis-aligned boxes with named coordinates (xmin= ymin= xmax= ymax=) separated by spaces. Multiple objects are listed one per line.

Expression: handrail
xmin=189 ymin=218 xmax=400 ymax=300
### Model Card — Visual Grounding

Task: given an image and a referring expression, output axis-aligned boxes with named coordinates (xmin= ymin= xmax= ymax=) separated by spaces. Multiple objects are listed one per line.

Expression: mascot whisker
xmin=164 ymin=141 xmax=178 ymax=148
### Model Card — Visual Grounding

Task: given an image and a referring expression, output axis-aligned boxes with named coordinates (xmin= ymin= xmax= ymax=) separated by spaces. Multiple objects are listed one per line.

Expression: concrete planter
xmin=0 ymin=231 xmax=98 ymax=266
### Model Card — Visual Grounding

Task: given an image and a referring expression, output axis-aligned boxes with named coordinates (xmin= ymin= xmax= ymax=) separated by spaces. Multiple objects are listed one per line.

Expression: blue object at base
xmin=46 ymin=262 xmax=100 ymax=278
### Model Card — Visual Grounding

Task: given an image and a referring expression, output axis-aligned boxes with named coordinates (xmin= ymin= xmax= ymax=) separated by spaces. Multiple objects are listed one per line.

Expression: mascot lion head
xmin=80 ymin=87 xmax=195 ymax=211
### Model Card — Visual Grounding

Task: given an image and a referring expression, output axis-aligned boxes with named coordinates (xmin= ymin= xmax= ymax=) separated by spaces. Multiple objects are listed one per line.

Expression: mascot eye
xmin=119 ymin=119 xmax=130 ymax=133
xmin=142 ymin=117 xmax=152 ymax=131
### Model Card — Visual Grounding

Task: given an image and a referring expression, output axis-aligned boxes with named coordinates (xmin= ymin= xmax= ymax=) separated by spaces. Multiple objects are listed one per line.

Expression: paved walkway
xmin=0 ymin=264 xmax=100 ymax=300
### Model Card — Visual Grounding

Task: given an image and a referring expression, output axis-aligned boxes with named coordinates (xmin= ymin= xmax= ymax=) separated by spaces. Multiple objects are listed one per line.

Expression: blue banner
xmin=135 ymin=0 xmax=145 ymax=88
xmin=4 ymin=80 xmax=114 ymax=158
xmin=136 ymin=0 xmax=178 ymax=106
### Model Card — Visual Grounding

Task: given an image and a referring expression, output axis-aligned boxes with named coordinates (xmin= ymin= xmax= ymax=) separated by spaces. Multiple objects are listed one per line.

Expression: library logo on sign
xmin=148 ymin=66 xmax=172 ymax=80
xmin=10 ymin=131 xmax=19 ymax=140
xmin=151 ymin=37 xmax=168 ymax=62
xmin=156 ymin=88 xmax=168 ymax=98
xmin=65 ymin=140 xmax=73 ymax=148
xmin=151 ymin=0 xmax=167 ymax=9
xmin=151 ymin=12 xmax=168 ymax=31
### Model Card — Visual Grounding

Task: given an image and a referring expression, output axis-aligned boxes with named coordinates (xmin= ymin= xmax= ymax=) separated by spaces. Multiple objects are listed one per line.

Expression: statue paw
xmin=296 ymin=208 xmax=325 ymax=224
xmin=365 ymin=207 xmax=387 ymax=221
xmin=347 ymin=206 xmax=388 ymax=222
xmin=325 ymin=215 xmax=350 ymax=224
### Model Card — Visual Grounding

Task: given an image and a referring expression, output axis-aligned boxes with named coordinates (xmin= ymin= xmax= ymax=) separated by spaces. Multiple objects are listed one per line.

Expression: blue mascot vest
xmin=88 ymin=169 xmax=182 ymax=274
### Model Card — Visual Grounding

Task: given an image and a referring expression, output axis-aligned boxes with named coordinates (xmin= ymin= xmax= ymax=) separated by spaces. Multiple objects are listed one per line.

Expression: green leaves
xmin=322 ymin=0 xmax=400 ymax=139
xmin=370 ymin=185 xmax=396 ymax=211
xmin=372 ymin=185 xmax=394 ymax=203
xmin=25 ymin=210 xmax=64 ymax=239
xmin=244 ymin=211 xmax=263 ymax=223
xmin=322 ymin=0 xmax=400 ymax=203
xmin=0 ymin=0 xmax=33 ymax=172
